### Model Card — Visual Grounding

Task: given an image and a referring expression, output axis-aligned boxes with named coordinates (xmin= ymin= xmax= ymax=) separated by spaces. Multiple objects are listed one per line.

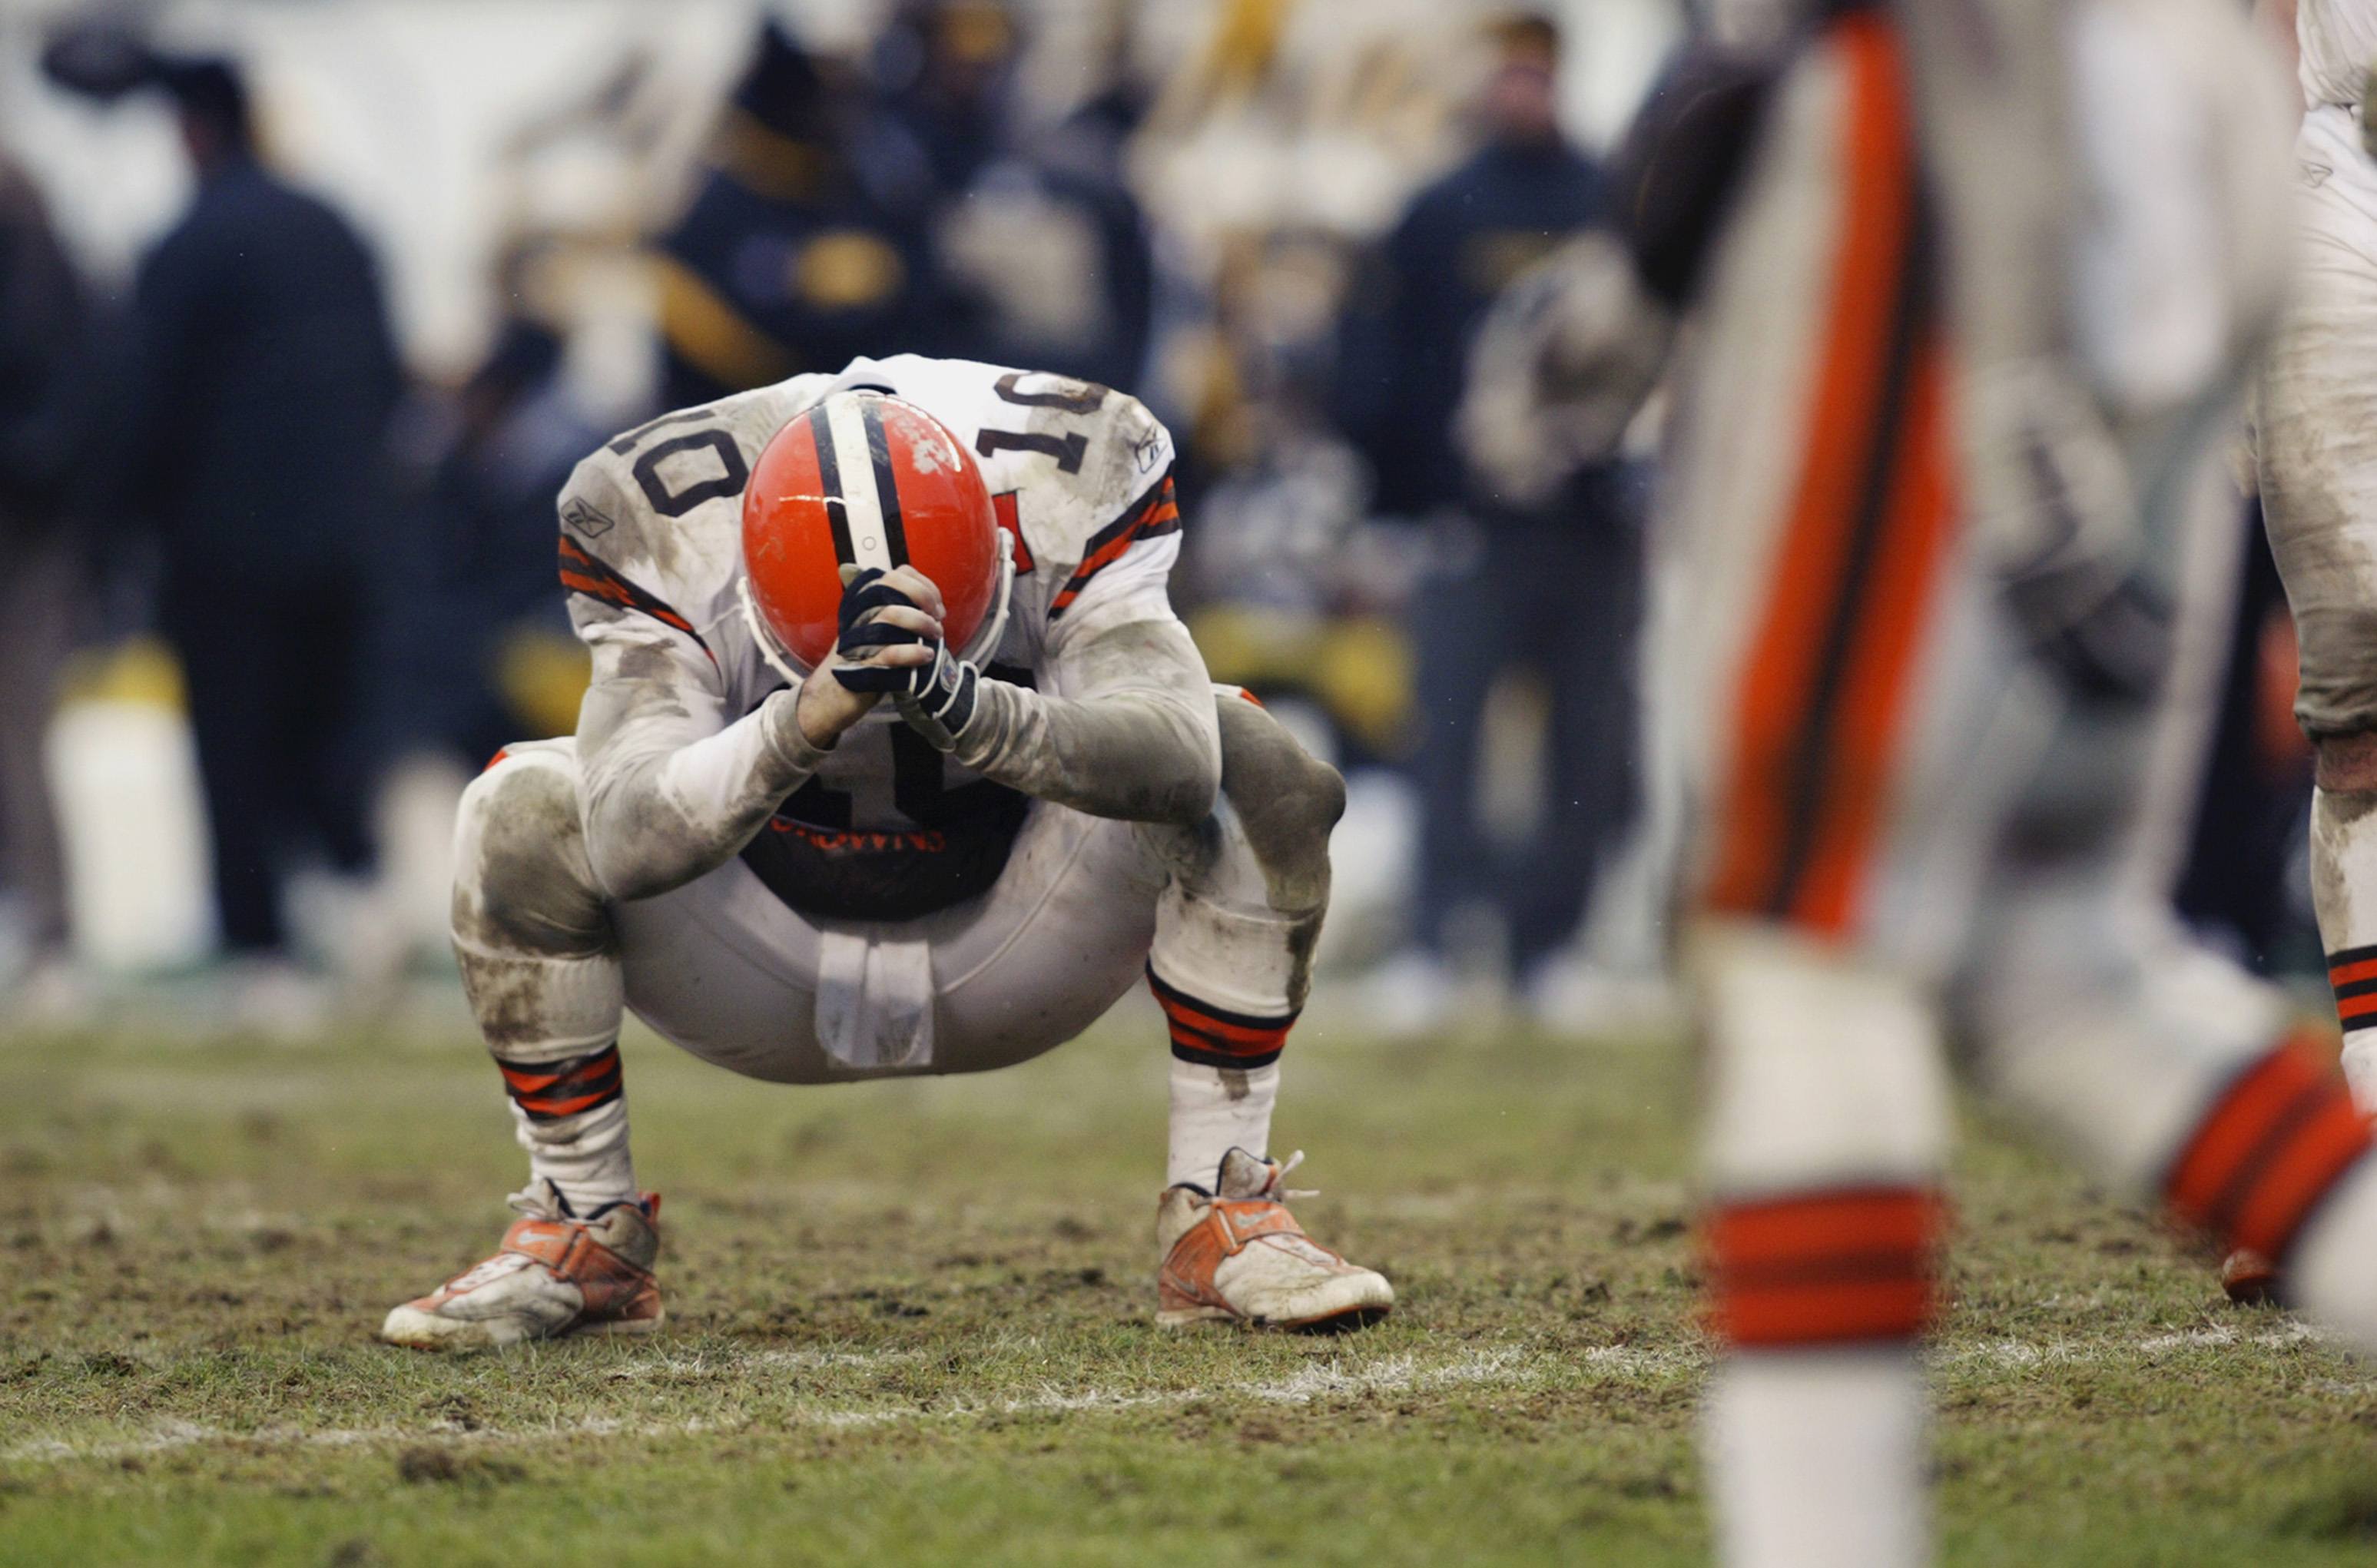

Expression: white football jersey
xmin=553 ymin=354 xmax=1182 ymax=918
xmin=2302 ymin=0 xmax=2377 ymax=109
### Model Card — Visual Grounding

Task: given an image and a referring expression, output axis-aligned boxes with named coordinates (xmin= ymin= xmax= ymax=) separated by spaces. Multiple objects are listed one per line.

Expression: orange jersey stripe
xmin=1705 ymin=15 xmax=1917 ymax=923
xmin=558 ymin=540 xmax=704 ymax=640
xmin=1051 ymin=476 xmax=1178 ymax=614
xmin=1052 ymin=528 xmax=1149 ymax=610
xmin=1785 ymin=329 xmax=1956 ymax=930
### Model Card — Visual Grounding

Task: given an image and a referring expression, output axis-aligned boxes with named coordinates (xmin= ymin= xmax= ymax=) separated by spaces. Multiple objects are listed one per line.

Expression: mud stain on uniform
xmin=1215 ymin=696 xmax=1344 ymax=917
xmin=1214 ymin=696 xmax=1344 ymax=1008
xmin=2311 ymin=786 xmax=2377 ymax=936
xmin=956 ymin=620 xmax=1222 ymax=824
xmin=458 ymin=764 xmax=612 ymax=958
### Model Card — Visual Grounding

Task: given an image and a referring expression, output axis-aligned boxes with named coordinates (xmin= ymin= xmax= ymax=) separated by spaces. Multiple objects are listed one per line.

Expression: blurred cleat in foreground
xmin=2220 ymin=1248 xmax=2278 ymax=1306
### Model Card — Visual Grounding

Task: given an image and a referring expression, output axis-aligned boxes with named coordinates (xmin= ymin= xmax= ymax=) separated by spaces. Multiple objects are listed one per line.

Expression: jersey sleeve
xmin=554 ymin=440 xmax=836 ymax=900
xmin=555 ymin=449 xmax=721 ymax=672
xmin=1042 ymin=396 xmax=1184 ymax=655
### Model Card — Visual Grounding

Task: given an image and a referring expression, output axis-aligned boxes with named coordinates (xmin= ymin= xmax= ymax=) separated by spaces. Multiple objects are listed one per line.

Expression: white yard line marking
xmin=819 ymin=1347 xmax=1530 ymax=1429
xmin=3 ymin=1349 xmax=1540 ymax=1466
xmin=2 ymin=1326 xmax=2352 ymax=1469
xmin=603 ymin=1347 xmax=927 ymax=1379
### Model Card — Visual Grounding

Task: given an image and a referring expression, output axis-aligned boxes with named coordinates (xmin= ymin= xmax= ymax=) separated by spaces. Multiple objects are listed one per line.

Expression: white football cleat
xmin=1156 ymin=1149 xmax=1393 ymax=1332
xmin=380 ymin=1180 xmax=663 ymax=1352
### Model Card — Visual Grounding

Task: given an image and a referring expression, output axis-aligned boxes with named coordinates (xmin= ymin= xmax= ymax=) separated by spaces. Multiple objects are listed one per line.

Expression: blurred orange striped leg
xmin=2164 ymin=1035 xmax=2372 ymax=1311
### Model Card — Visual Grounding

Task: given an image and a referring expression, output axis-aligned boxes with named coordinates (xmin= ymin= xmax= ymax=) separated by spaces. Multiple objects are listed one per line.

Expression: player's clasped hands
xmin=794 ymin=565 xmax=949 ymax=748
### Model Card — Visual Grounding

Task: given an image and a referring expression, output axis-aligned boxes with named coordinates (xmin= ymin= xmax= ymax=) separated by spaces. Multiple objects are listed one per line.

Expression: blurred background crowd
xmin=0 ymin=0 xmax=2319 ymax=1040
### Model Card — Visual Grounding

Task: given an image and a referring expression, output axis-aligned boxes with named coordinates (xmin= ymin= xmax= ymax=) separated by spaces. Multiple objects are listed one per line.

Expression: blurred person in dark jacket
xmin=1334 ymin=16 xmax=1625 ymax=1030
xmin=0 ymin=157 xmax=92 ymax=1011
xmin=1335 ymin=15 xmax=1606 ymax=520
xmin=393 ymin=318 xmax=602 ymax=765
xmin=874 ymin=0 xmax=1017 ymax=197
xmin=655 ymin=22 xmax=942 ymax=409
xmin=911 ymin=0 xmax=1155 ymax=393
xmin=117 ymin=59 xmax=403 ymax=1013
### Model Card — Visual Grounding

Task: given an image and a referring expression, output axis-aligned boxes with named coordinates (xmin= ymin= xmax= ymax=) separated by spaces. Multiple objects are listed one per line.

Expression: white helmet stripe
xmin=824 ymin=396 xmax=896 ymax=572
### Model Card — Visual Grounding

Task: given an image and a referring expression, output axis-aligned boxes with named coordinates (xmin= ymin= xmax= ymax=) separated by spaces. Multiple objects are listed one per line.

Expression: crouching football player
xmin=380 ymin=358 xmax=1391 ymax=1349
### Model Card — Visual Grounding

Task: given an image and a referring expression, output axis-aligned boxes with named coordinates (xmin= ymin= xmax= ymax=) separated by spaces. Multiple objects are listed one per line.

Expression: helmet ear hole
xmin=741 ymin=391 xmax=1001 ymax=668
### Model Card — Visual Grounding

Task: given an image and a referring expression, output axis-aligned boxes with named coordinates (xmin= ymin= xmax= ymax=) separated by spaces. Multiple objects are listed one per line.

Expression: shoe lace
xmin=505 ymin=1181 xmax=566 ymax=1222
xmin=1265 ymin=1149 xmax=1319 ymax=1203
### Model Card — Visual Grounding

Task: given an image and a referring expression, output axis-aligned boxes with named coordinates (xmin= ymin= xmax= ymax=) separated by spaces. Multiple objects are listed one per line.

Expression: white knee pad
xmin=452 ymin=741 xmax=609 ymax=962
xmin=1692 ymin=920 xmax=1951 ymax=1195
xmin=452 ymin=742 xmax=622 ymax=1066
xmin=1147 ymin=796 xmax=1313 ymax=1020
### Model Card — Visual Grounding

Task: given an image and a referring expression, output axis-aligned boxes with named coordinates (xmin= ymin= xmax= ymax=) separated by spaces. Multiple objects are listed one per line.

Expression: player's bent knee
xmin=453 ymin=750 xmax=608 ymax=957
xmin=1215 ymin=695 xmax=1344 ymax=900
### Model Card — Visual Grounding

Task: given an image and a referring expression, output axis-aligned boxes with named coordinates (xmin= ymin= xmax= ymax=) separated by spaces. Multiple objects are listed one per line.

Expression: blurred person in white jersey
xmin=377 ymin=360 xmax=1391 ymax=1350
xmin=1579 ymin=0 xmax=2377 ymax=1561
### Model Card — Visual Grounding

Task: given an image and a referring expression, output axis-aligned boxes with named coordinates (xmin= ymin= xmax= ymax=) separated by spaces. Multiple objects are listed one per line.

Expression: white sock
xmin=2310 ymin=787 xmax=2377 ymax=1111
xmin=1166 ymin=1059 xmax=1280 ymax=1189
xmin=513 ymin=1099 xmax=638 ymax=1213
xmin=1707 ymin=1348 xmax=1931 ymax=1568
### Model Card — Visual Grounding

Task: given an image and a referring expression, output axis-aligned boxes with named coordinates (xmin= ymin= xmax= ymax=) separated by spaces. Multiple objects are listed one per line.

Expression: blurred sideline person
xmin=0 ymin=155 xmax=91 ymax=1010
xmin=1624 ymin=1 xmax=2377 ymax=1563
xmin=116 ymin=59 xmax=404 ymax=1022
xmin=903 ymin=0 xmax=1156 ymax=396
xmin=393 ymin=319 xmax=604 ymax=767
xmin=380 ymin=360 xmax=1391 ymax=1349
xmin=1334 ymin=15 xmax=1618 ymax=1029
xmin=655 ymin=23 xmax=941 ymax=410
xmin=2252 ymin=1 xmax=2377 ymax=1129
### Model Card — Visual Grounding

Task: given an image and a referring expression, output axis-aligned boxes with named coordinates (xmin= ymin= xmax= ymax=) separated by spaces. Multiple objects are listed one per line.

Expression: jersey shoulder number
xmin=555 ymin=381 xmax=822 ymax=650
xmin=949 ymin=364 xmax=1176 ymax=578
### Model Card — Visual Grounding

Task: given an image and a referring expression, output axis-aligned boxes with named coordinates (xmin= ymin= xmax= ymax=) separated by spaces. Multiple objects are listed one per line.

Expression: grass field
xmin=6 ymin=992 xmax=2377 ymax=1566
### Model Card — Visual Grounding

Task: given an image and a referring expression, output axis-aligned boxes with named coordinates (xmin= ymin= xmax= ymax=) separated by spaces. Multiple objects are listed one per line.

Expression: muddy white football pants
xmin=448 ymin=690 xmax=1340 ymax=1208
xmin=1664 ymin=8 xmax=2361 ymax=1568
xmin=2259 ymin=104 xmax=2377 ymax=1102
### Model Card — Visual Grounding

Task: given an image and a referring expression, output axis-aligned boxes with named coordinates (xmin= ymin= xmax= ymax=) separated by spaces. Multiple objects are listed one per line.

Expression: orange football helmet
xmin=739 ymin=390 xmax=1014 ymax=678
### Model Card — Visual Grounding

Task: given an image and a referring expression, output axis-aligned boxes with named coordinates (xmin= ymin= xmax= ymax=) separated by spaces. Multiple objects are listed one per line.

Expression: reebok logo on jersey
xmin=563 ymin=497 xmax=618 ymax=539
